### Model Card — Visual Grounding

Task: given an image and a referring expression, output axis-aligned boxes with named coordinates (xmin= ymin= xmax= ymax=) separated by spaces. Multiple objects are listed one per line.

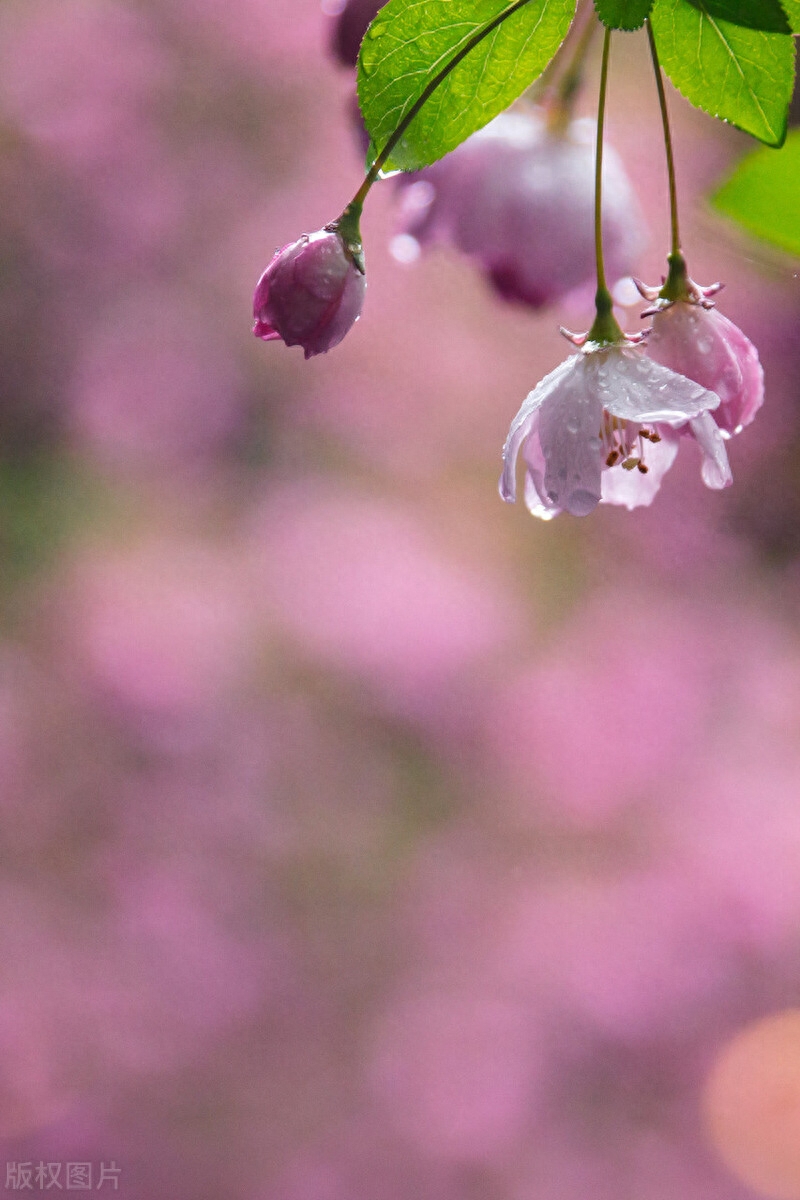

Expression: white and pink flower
xmin=500 ymin=343 xmax=731 ymax=519
xmin=645 ymin=300 xmax=764 ymax=437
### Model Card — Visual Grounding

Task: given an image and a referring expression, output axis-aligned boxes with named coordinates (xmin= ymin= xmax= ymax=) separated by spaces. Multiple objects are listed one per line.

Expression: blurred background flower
xmin=0 ymin=1 xmax=799 ymax=1197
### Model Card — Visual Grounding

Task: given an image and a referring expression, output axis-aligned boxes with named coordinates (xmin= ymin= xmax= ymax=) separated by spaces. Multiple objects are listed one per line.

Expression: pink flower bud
xmin=330 ymin=0 xmax=385 ymax=68
xmin=252 ymin=228 xmax=366 ymax=359
xmin=395 ymin=112 xmax=646 ymax=310
xmin=645 ymin=302 xmax=764 ymax=437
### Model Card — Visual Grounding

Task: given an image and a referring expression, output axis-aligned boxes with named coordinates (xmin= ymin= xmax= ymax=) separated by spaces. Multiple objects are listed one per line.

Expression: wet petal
xmin=538 ymin=358 xmax=604 ymax=517
xmin=252 ymin=320 xmax=281 ymax=340
xmin=252 ymin=228 xmax=365 ymax=357
xmin=523 ymin=473 xmax=561 ymax=519
xmin=689 ymin=410 xmax=733 ymax=490
xmin=499 ymin=355 xmax=578 ymax=503
xmin=522 ymin=426 xmax=561 ymax=519
xmin=599 ymin=348 xmax=720 ymax=425
xmin=647 ymin=304 xmax=763 ymax=437
xmin=600 ymin=431 xmax=679 ymax=510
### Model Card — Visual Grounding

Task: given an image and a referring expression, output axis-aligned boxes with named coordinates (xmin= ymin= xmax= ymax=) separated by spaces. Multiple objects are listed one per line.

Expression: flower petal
xmin=600 ymin=431 xmax=679 ymax=510
xmin=689 ymin=410 xmax=733 ymax=490
xmin=524 ymin=472 xmax=560 ymax=519
xmin=522 ymin=426 xmax=561 ymax=519
xmin=647 ymin=305 xmax=764 ymax=437
xmin=599 ymin=348 xmax=720 ymax=425
xmin=499 ymin=355 xmax=578 ymax=503
xmin=538 ymin=357 xmax=604 ymax=517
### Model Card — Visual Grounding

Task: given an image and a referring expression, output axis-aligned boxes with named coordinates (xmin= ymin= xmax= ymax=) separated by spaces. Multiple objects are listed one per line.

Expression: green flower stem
xmin=348 ymin=0 xmax=536 ymax=211
xmin=647 ymin=18 xmax=686 ymax=285
xmin=329 ymin=200 xmax=366 ymax=272
xmin=587 ymin=24 xmax=624 ymax=346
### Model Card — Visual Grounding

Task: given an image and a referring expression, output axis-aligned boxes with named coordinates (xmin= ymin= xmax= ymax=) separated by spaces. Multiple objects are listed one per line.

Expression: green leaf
xmin=650 ymin=0 xmax=795 ymax=146
xmin=686 ymin=0 xmax=791 ymax=34
xmin=778 ymin=0 xmax=800 ymax=33
xmin=713 ymin=128 xmax=800 ymax=255
xmin=357 ymin=0 xmax=576 ymax=172
xmin=594 ymin=0 xmax=653 ymax=29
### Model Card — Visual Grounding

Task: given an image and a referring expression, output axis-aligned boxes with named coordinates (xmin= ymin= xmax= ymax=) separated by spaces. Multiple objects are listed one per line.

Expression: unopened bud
xmin=253 ymin=228 xmax=366 ymax=359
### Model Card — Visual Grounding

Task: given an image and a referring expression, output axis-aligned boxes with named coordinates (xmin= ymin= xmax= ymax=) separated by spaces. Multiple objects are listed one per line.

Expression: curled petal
xmin=647 ymin=304 xmax=763 ymax=437
xmin=689 ymin=410 xmax=733 ymax=490
xmin=537 ymin=359 xmax=604 ymax=517
xmin=597 ymin=349 xmax=720 ymax=425
xmin=499 ymin=356 xmax=578 ymax=503
xmin=524 ymin=475 xmax=560 ymax=520
xmin=522 ymin=426 xmax=561 ymax=519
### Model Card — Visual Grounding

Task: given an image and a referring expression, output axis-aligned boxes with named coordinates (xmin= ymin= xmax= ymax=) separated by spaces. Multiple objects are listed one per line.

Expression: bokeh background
xmin=1 ymin=0 xmax=800 ymax=1196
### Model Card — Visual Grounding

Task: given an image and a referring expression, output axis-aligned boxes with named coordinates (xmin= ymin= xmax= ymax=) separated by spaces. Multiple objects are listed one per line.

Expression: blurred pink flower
xmin=673 ymin=747 xmax=800 ymax=952
xmin=0 ymin=0 xmax=167 ymax=162
xmin=59 ymin=539 xmax=258 ymax=749
xmin=250 ymin=482 xmax=520 ymax=718
xmin=171 ymin=0 xmax=324 ymax=69
xmin=67 ymin=290 xmax=246 ymax=469
xmin=0 ymin=0 xmax=185 ymax=275
xmin=0 ymin=987 xmax=74 ymax=1139
xmin=396 ymin=112 xmax=646 ymax=310
xmin=646 ymin=301 xmax=764 ymax=437
xmin=330 ymin=0 xmax=385 ymax=67
xmin=105 ymin=866 xmax=279 ymax=1066
xmin=367 ymin=985 xmax=541 ymax=1162
xmin=254 ymin=229 xmax=366 ymax=358
xmin=497 ymin=872 xmax=739 ymax=1040
xmin=482 ymin=589 xmax=716 ymax=824
xmin=500 ymin=344 xmax=729 ymax=518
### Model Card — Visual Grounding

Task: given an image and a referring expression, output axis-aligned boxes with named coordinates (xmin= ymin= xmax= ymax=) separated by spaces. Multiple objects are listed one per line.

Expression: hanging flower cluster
xmin=498 ymin=255 xmax=764 ymax=517
xmin=252 ymin=0 xmax=772 ymax=520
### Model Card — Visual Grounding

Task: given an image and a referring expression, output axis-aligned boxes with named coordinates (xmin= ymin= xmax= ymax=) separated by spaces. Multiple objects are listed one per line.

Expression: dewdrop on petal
xmin=500 ymin=340 xmax=731 ymax=520
xmin=642 ymin=280 xmax=764 ymax=437
xmin=252 ymin=223 xmax=365 ymax=359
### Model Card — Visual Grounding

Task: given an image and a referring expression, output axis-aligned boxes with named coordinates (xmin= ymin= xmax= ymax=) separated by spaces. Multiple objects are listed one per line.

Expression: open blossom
xmin=395 ymin=112 xmax=645 ymax=310
xmin=500 ymin=345 xmax=731 ymax=519
xmin=645 ymin=301 xmax=764 ymax=436
xmin=252 ymin=228 xmax=365 ymax=359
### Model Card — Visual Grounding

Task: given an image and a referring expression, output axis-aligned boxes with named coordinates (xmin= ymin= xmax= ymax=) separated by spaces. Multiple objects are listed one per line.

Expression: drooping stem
xmin=646 ymin=19 xmax=680 ymax=258
xmin=347 ymin=0 xmax=535 ymax=212
xmin=645 ymin=18 xmax=690 ymax=301
xmin=594 ymin=25 xmax=612 ymax=297
xmin=587 ymin=24 xmax=623 ymax=345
